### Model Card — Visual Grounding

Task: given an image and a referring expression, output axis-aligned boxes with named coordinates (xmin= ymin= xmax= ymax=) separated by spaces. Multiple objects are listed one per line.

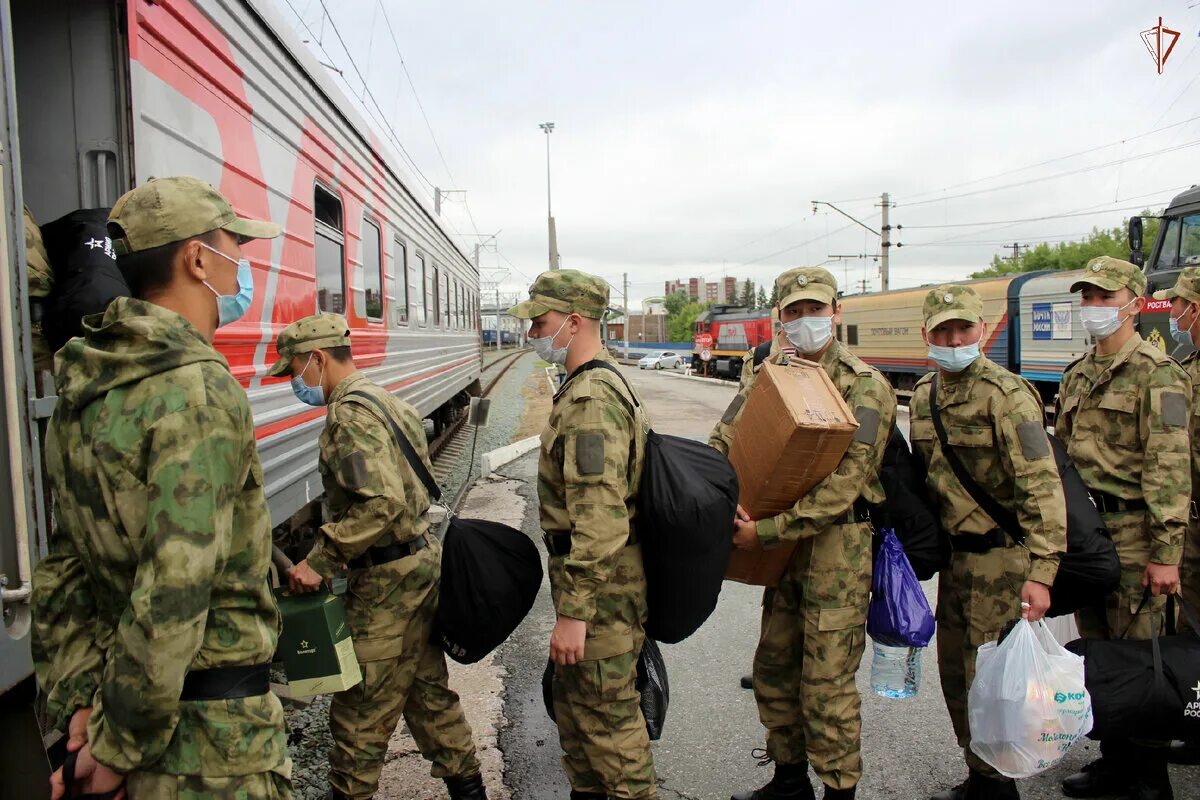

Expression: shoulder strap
xmin=348 ymin=391 xmax=442 ymax=501
xmin=752 ymin=340 xmax=772 ymax=367
xmin=929 ymin=374 xmax=1023 ymax=544
xmin=563 ymin=360 xmax=641 ymax=408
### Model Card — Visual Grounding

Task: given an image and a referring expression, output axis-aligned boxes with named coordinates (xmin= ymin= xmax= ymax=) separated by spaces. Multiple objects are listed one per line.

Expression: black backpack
xmin=40 ymin=208 xmax=129 ymax=351
xmin=570 ymin=361 xmax=739 ymax=644
xmin=349 ymin=391 xmax=542 ymax=664
xmin=752 ymin=343 xmax=948 ymax=580
xmin=930 ymin=375 xmax=1120 ymax=617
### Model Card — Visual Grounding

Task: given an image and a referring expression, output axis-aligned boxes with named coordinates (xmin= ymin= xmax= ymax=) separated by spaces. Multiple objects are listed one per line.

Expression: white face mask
xmin=530 ymin=316 xmax=574 ymax=365
xmin=1080 ymin=297 xmax=1137 ymax=340
xmin=927 ymin=342 xmax=981 ymax=372
xmin=782 ymin=316 xmax=833 ymax=354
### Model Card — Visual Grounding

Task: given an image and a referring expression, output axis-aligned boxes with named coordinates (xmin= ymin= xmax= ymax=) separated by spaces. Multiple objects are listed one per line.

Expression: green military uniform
xmin=1056 ymin=257 xmax=1191 ymax=794
xmin=31 ymin=178 xmax=290 ymax=798
xmin=24 ymin=205 xmax=54 ymax=373
xmin=510 ymin=271 xmax=656 ymax=799
xmin=908 ymin=286 xmax=1067 ymax=790
xmin=1151 ymin=267 xmax=1200 ymax=633
xmin=267 ymin=315 xmax=480 ymax=800
xmin=710 ymin=268 xmax=896 ymax=795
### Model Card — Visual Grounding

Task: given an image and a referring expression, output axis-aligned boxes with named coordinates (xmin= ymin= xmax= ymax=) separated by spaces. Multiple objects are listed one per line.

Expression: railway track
xmin=429 ymin=347 xmax=528 ymax=469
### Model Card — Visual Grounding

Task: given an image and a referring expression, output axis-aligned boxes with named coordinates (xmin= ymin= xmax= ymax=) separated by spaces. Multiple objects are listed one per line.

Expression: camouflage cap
xmin=923 ymin=284 xmax=984 ymax=330
xmin=775 ymin=266 xmax=838 ymax=308
xmin=108 ymin=176 xmax=281 ymax=256
xmin=266 ymin=313 xmax=351 ymax=377
xmin=1151 ymin=266 xmax=1200 ymax=304
xmin=1069 ymin=256 xmax=1147 ymax=296
xmin=508 ymin=269 xmax=609 ymax=319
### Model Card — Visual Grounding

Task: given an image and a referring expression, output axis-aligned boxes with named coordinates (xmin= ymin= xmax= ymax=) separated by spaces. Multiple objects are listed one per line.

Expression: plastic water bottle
xmin=870 ymin=641 xmax=921 ymax=698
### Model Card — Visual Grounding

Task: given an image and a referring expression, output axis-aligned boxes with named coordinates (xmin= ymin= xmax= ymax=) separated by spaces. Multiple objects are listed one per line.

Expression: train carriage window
xmin=393 ymin=238 xmax=409 ymax=325
xmin=314 ymin=185 xmax=345 ymax=314
xmin=443 ymin=272 xmax=451 ymax=326
xmin=433 ymin=266 xmax=441 ymax=326
xmin=362 ymin=218 xmax=383 ymax=321
xmin=846 ymin=324 xmax=859 ymax=346
xmin=417 ymin=253 xmax=428 ymax=325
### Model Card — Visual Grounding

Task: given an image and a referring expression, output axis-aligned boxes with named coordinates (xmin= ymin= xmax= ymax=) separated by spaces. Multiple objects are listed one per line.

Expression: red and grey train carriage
xmin=0 ymin=0 xmax=481 ymax=755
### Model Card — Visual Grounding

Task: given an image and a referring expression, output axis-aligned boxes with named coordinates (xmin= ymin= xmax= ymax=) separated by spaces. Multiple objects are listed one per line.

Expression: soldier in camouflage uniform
xmin=509 ymin=270 xmax=656 ymax=800
xmin=1055 ymin=257 xmax=1190 ymax=800
xmin=24 ymin=205 xmax=54 ymax=375
xmin=270 ymin=314 xmax=484 ymax=800
xmin=1151 ymin=267 xmax=1200 ymax=765
xmin=908 ymin=285 xmax=1068 ymax=800
xmin=31 ymin=176 xmax=291 ymax=799
xmin=711 ymin=267 xmax=896 ymax=800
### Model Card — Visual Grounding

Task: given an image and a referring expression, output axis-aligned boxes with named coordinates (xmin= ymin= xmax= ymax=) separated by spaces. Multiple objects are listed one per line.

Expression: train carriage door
xmin=12 ymin=0 xmax=130 ymax=220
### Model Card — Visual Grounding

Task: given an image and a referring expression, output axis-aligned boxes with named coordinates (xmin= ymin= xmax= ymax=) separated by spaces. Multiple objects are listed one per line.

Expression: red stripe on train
xmin=254 ymin=356 xmax=477 ymax=441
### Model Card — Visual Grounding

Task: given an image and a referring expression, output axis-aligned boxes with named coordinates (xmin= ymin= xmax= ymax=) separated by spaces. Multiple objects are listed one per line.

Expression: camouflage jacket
xmin=24 ymin=205 xmax=53 ymax=372
xmin=539 ymin=349 xmax=648 ymax=639
xmin=709 ymin=335 xmax=895 ymax=548
xmin=1055 ymin=333 xmax=1191 ymax=565
xmin=31 ymin=298 xmax=287 ymax=777
xmin=909 ymin=357 xmax=1066 ymax=586
xmin=1181 ymin=351 xmax=1200 ymax=507
xmin=309 ymin=373 xmax=439 ymax=661
xmin=308 ymin=372 xmax=433 ymax=577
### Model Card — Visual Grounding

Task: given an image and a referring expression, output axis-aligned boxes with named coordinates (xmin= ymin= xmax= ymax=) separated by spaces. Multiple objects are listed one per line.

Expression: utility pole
xmin=623 ymin=272 xmax=629 ymax=362
xmin=539 ymin=122 xmax=559 ymax=270
xmin=495 ymin=287 xmax=501 ymax=352
xmin=879 ymin=192 xmax=891 ymax=291
xmin=1002 ymin=242 xmax=1029 ymax=265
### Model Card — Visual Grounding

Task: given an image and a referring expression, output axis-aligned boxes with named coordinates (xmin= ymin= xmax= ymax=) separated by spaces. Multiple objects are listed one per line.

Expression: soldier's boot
xmin=1167 ymin=739 xmax=1200 ymax=765
xmin=445 ymin=773 xmax=488 ymax=800
xmin=929 ymin=777 xmax=969 ymax=800
xmin=569 ymin=792 xmax=607 ymax=800
xmin=963 ymin=773 xmax=1019 ymax=800
xmin=1117 ymin=748 xmax=1172 ymax=800
xmin=740 ymin=674 xmax=754 ymax=689
xmin=730 ymin=761 xmax=815 ymax=800
xmin=324 ymin=791 xmax=352 ymax=800
xmin=822 ymin=785 xmax=855 ymax=799
xmin=1062 ymin=742 xmax=1132 ymax=798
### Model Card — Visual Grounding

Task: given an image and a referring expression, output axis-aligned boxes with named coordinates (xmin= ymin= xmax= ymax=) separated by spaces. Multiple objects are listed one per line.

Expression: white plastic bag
xmin=968 ymin=618 xmax=1093 ymax=778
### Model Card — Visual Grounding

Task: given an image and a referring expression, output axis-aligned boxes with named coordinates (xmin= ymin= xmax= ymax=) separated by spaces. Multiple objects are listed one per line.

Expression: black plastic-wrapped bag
xmin=542 ymin=639 xmax=670 ymax=740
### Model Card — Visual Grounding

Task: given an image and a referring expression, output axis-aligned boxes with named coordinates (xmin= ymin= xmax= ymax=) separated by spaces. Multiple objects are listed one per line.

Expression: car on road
xmin=639 ymin=351 xmax=684 ymax=370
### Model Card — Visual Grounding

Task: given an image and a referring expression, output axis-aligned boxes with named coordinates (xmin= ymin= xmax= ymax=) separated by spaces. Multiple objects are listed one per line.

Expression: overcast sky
xmin=279 ymin=1 xmax=1200 ymax=307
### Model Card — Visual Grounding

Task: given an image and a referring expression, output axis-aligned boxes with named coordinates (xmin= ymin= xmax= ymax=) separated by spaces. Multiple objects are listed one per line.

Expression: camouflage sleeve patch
xmin=340 ymin=451 xmax=370 ymax=490
xmin=1161 ymin=391 xmax=1187 ymax=428
xmin=852 ymin=405 xmax=881 ymax=445
xmin=720 ymin=393 xmax=745 ymax=424
xmin=1016 ymin=420 xmax=1051 ymax=459
xmin=575 ymin=432 xmax=606 ymax=475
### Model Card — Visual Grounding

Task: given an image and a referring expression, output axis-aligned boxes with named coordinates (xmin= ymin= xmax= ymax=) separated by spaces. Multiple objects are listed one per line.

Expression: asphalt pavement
xmin=492 ymin=364 xmax=1200 ymax=800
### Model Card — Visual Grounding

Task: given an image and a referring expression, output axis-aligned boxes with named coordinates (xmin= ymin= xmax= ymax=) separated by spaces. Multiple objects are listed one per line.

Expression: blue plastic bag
xmin=867 ymin=528 xmax=936 ymax=648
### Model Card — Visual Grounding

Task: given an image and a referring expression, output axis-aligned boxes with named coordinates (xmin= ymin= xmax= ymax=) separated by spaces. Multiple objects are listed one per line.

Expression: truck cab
xmin=1136 ymin=185 xmax=1200 ymax=358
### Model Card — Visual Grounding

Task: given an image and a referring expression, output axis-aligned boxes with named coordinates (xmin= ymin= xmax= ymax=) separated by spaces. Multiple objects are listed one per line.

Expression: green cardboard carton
xmin=274 ymin=588 xmax=361 ymax=696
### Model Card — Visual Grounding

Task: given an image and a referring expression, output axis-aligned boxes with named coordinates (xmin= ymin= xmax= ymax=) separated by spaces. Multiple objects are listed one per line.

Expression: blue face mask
xmin=928 ymin=342 xmax=981 ymax=373
xmin=1169 ymin=307 xmax=1196 ymax=345
xmin=200 ymin=242 xmax=254 ymax=327
xmin=290 ymin=352 xmax=326 ymax=406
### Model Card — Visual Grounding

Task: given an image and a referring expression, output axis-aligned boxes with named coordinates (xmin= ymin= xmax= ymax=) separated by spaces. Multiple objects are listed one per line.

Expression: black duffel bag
xmin=349 ymin=392 xmax=542 ymax=664
xmin=931 ymin=376 xmax=1120 ymax=617
xmin=542 ymin=638 xmax=670 ymax=740
xmin=40 ymin=208 xmax=129 ymax=351
xmin=1065 ymin=591 xmax=1200 ymax=742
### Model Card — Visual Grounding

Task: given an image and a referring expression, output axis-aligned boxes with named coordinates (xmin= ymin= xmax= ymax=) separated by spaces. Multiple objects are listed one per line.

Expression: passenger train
xmin=0 ymin=1 xmax=482 ymax=780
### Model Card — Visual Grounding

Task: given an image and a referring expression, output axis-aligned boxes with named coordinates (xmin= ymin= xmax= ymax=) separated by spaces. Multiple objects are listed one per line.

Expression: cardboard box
xmin=274 ymin=588 xmax=362 ymax=696
xmin=725 ymin=359 xmax=859 ymax=586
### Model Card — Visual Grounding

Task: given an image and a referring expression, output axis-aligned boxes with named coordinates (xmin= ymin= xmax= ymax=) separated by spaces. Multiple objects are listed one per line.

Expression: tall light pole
xmin=812 ymin=196 xmax=895 ymax=290
xmin=539 ymin=122 xmax=560 ymax=270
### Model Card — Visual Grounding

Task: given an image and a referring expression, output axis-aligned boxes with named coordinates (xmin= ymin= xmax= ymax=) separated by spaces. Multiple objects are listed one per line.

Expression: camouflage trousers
xmin=551 ymin=631 xmax=656 ymax=798
xmin=328 ymin=559 xmax=479 ymax=799
xmin=1075 ymin=510 xmax=1170 ymax=749
xmin=125 ymin=766 xmax=292 ymax=799
xmin=752 ymin=521 xmax=872 ymax=791
xmin=936 ymin=542 xmax=1029 ymax=780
